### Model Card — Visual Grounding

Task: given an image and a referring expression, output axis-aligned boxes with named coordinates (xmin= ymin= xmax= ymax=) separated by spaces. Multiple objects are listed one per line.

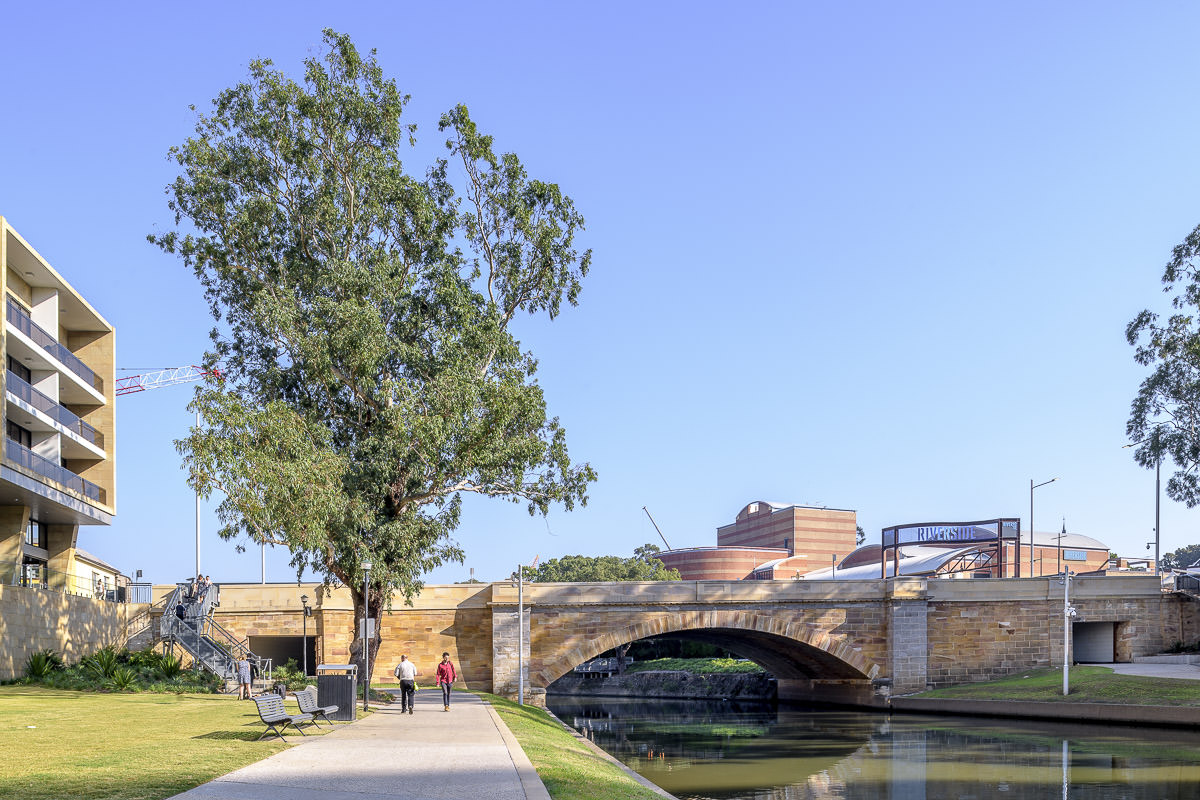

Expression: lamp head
xmin=301 ymin=594 xmax=309 ymax=606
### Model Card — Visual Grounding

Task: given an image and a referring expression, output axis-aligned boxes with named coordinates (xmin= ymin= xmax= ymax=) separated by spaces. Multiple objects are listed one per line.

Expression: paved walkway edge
xmin=891 ymin=696 xmax=1200 ymax=728
xmin=541 ymin=707 xmax=679 ymax=800
xmin=482 ymin=700 xmax=553 ymax=800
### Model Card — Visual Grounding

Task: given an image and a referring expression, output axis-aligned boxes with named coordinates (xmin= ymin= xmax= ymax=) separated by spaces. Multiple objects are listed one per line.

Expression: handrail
xmin=6 ymin=298 xmax=103 ymax=392
xmin=160 ymin=582 xmax=266 ymax=681
xmin=6 ymin=370 xmax=103 ymax=447
xmin=4 ymin=438 xmax=105 ymax=504
xmin=2 ymin=560 xmax=122 ymax=599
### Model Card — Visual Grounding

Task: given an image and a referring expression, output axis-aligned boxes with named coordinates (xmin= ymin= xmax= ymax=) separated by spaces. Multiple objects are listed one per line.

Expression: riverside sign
xmin=880 ymin=518 xmax=1022 ymax=577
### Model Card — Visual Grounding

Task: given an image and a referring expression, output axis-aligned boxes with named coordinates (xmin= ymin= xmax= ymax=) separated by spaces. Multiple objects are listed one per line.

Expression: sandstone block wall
xmin=0 ymin=584 xmax=139 ymax=679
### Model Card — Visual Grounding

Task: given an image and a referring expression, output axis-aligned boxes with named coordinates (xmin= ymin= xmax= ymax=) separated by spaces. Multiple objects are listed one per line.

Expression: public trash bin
xmin=316 ymin=664 xmax=357 ymax=721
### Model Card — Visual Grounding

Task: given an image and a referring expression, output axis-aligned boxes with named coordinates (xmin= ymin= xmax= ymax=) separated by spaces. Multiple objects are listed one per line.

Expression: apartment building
xmin=0 ymin=218 xmax=115 ymax=596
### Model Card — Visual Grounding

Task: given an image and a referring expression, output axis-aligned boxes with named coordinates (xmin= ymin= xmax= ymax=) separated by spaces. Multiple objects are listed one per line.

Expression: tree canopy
xmin=523 ymin=544 xmax=681 ymax=582
xmin=1162 ymin=543 xmax=1200 ymax=570
xmin=1126 ymin=222 xmax=1200 ymax=505
xmin=150 ymin=30 xmax=595 ymax=672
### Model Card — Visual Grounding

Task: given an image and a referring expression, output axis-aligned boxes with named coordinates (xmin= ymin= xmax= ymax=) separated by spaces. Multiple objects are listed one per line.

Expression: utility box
xmin=316 ymin=664 xmax=358 ymax=721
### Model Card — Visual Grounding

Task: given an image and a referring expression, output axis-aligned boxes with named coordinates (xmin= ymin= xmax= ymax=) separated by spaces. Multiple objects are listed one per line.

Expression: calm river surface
xmin=546 ymin=696 xmax=1200 ymax=800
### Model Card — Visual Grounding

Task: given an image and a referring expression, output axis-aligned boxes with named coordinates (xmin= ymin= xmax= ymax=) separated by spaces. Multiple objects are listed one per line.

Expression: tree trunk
xmin=615 ymin=642 xmax=630 ymax=675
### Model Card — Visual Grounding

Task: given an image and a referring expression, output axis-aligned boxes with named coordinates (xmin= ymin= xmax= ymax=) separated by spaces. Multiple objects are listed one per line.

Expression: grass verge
xmin=624 ymin=657 xmax=764 ymax=675
xmin=0 ymin=686 xmax=325 ymax=800
xmin=917 ymin=666 xmax=1200 ymax=705
xmin=478 ymin=692 xmax=665 ymax=800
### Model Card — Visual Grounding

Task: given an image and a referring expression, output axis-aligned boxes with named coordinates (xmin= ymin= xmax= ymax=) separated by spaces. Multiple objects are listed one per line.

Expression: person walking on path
xmin=236 ymin=656 xmax=252 ymax=700
xmin=394 ymin=654 xmax=418 ymax=714
xmin=436 ymin=652 xmax=456 ymax=711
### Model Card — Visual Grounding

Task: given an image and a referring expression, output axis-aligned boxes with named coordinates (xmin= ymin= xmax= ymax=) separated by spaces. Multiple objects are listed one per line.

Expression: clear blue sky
xmin=1 ymin=3 xmax=1197 ymax=587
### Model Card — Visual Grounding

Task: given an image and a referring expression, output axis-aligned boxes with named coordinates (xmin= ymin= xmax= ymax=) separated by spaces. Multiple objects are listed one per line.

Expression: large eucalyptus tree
xmin=150 ymin=30 xmax=595 ymax=674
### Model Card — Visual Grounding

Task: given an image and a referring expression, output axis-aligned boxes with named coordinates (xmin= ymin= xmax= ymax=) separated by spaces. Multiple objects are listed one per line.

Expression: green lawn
xmin=0 ymin=686 xmax=320 ymax=800
xmin=479 ymin=692 xmax=665 ymax=800
xmin=917 ymin=666 xmax=1200 ymax=705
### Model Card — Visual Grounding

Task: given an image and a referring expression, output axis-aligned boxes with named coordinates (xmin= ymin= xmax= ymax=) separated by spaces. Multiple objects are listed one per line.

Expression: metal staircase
xmin=160 ymin=583 xmax=267 ymax=682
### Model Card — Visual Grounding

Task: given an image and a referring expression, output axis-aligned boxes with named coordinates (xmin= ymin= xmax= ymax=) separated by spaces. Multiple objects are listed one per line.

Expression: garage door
xmin=1073 ymin=622 xmax=1115 ymax=663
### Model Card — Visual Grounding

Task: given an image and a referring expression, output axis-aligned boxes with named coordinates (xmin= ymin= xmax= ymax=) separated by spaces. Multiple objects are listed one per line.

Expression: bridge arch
xmin=534 ymin=609 xmax=880 ymax=688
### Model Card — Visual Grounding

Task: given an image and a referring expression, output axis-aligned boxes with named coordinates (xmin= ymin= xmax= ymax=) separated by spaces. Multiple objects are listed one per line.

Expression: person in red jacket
xmin=435 ymin=652 xmax=456 ymax=711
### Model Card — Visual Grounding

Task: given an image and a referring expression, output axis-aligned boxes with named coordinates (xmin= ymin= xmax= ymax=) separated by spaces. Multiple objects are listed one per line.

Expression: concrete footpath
xmin=168 ymin=691 xmax=551 ymax=800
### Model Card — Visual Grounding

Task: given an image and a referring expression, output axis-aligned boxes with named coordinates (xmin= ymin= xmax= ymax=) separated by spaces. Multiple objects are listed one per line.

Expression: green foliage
xmin=109 ymin=667 xmax=139 ymax=690
xmin=80 ymin=647 xmax=120 ymax=680
xmin=525 ymin=544 xmax=681 ymax=582
xmin=24 ymin=649 xmax=63 ymax=679
xmin=624 ymin=657 xmax=766 ymax=675
xmin=625 ymin=639 xmax=731 ymax=661
xmin=856 ymin=525 xmax=866 ymax=545
xmin=1126 ymin=223 xmax=1200 ymax=506
xmin=156 ymin=652 xmax=184 ymax=679
xmin=1162 ymin=543 xmax=1200 ymax=570
xmin=149 ymin=29 xmax=594 ymax=675
xmin=19 ymin=646 xmax=218 ymax=694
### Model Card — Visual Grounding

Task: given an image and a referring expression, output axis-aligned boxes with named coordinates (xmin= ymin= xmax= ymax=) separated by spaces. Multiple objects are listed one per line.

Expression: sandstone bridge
xmin=195 ymin=575 xmax=1196 ymax=706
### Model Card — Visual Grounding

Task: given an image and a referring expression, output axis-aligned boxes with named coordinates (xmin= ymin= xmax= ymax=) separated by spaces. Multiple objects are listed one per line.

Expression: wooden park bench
xmin=252 ymin=693 xmax=313 ymax=740
xmin=295 ymin=685 xmax=339 ymax=728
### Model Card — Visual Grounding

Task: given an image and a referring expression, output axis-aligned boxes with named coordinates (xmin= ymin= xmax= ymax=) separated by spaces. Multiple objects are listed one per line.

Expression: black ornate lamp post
xmin=300 ymin=594 xmax=310 ymax=678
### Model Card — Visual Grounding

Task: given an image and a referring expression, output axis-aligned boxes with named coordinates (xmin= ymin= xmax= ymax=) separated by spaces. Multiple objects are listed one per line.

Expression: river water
xmin=546 ymin=696 xmax=1200 ymax=799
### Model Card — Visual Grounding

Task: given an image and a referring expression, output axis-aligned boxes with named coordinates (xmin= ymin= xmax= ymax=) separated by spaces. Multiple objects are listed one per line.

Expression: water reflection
xmin=547 ymin=696 xmax=1200 ymax=799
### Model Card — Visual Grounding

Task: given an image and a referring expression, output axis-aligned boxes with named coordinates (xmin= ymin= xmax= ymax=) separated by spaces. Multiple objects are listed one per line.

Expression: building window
xmin=7 ymin=420 xmax=31 ymax=448
xmin=25 ymin=519 xmax=45 ymax=548
xmin=1064 ymin=549 xmax=1088 ymax=562
xmin=6 ymin=355 xmax=31 ymax=383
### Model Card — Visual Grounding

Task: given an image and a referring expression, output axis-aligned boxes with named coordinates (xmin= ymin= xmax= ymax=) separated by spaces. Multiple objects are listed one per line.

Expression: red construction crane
xmin=115 ymin=366 xmax=221 ymax=396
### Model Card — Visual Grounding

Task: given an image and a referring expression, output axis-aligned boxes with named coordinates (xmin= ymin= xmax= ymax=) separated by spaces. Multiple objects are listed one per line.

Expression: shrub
xmin=25 ymin=649 xmax=63 ymax=679
xmin=109 ymin=667 xmax=138 ymax=690
xmin=156 ymin=653 xmax=183 ymax=679
xmin=80 ymin=647 xmax=120 ymax=680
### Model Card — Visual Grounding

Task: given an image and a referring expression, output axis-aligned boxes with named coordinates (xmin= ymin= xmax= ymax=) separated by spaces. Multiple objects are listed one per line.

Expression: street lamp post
xmin=1030 ymin=477 xmax=1058 ymax=577
xmin=301 ymin=594 xmax=310 ymax=679
xmin=362 ymin=562 xmax=372 ymax=712
xmin=1124 ymin=431 xmax=1165 ymax=577
xmin=1060 ymin=569 xmax=1076 ymax=695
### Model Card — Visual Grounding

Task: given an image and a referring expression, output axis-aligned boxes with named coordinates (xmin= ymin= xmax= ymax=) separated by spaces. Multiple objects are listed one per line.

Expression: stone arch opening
xmin=535 ymin=610 xmax=878 ymax=699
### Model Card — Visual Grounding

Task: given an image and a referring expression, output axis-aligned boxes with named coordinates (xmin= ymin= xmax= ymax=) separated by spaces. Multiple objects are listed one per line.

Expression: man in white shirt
xmin=394 ymin=654 xmax=418 ymax=714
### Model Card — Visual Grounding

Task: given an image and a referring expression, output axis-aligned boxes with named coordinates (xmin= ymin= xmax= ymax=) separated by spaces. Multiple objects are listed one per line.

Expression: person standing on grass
xmin=394 ymin=654 xmax=418 ymax=714
xmin=236 ymin=656 xmax=252 ymax=700
xmin=435 ymin=652 xmax=456 ymax=711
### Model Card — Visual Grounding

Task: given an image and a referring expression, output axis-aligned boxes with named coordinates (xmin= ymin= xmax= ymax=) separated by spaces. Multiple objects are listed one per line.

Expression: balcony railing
xmin=1 ymin=561 xmax=130 ymax=600
xmin=6 ymin=370 xmax=103 ymax=448
xmin=4 ymin=438 xmax=105 ymax=504
xmin=6 ymin=298 xmax=104 ymax=393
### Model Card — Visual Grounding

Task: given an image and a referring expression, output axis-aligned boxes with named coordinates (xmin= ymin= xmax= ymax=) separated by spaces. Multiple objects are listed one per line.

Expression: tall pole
xmin=1155 ymin=455 xmax=1161 ymax=577
xmin=1031 ymin=478 xmax=1057 ymax=577
xmin=196 ymin=410 xmax=201 ymax=577
xmin=362 ymin=562 xmax=371 ymax=712
xmin=517 ymin=562 xmax=525 ymax=707
xmin=1062 ymin=569 xmax=1073 ymax=695
xmin=301 ymin=594 xmax=309 ymax=679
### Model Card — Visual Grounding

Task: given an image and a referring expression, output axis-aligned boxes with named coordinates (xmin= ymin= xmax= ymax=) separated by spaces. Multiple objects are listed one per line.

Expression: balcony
xmin=4 ymin=438 xmax=105 ymax=505
xmin=6 ymin=370 xmax=104 ymax=449
xmin=6 ymin=298 xmax=104 ymax=393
